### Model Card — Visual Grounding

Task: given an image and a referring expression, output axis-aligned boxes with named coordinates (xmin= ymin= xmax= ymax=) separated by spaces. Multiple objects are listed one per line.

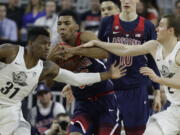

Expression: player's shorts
xmin=147 ymin=104 xmax=180 ymax=135
xmin=0 ymin=104 xmax=31 ymax=135
xmin=116 ymin=85 xmax=150 ymax=135
xmin=68 ymin=91 xmax=121 ymax=135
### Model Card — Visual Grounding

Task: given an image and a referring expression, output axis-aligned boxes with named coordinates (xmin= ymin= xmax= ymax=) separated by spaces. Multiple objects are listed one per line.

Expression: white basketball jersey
xmin=156 ymin=42 xmax=180 ymax=105
xmin=0 ymin=46 xmax=43 ymax=106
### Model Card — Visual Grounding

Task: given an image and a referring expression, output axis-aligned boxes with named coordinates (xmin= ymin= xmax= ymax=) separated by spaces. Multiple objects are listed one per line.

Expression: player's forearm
xmin=53 ymin=68 xmax=102 ymax=87
xmin=157 ymin=77 xmax=180 ymax=89
xmin=70 ymin=46 xmax=109 ymax=59
xmin=94 ymin=41 xmax=152 ymax=56
xmin=154 ymin=89 xmax=161 ymax=97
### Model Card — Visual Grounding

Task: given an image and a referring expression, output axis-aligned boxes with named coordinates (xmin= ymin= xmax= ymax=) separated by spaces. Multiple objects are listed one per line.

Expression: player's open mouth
xmin=124 ymin=5 xmax=130 ymax=8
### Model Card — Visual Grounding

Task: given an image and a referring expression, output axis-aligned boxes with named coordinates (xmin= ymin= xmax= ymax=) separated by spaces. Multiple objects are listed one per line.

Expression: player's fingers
xmin=119 ymin=65 xmax=126 ymax=70
xmin=82 ymin=43 xmax=92 ymax=47
xmin=112 ymin=61 xmax=117 ymax=67
xmin=120 ymin=69 xmax=127 ymax=74
xmin=120 ymin=73 xmax=126 ymax=77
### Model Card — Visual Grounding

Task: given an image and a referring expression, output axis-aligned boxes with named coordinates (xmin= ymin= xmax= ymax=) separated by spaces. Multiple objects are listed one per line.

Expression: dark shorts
xmin=68 ymin=93 xmax=121 ymax=135
xmin=116 ymin=85 xmax=150 ymax=135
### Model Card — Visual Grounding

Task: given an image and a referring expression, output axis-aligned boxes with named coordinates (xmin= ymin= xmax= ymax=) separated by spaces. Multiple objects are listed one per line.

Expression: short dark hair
xmin=163 ymin=15 xmax=180 ymax=37
xmin=175 ymin=0 xmax=180 ymax=8
xmin=100 ymin=0 xmax=120 ymax=9
xmin=58 ymin=10 xmax=80 ymax=25
xmin=28 ymin=26 xmax=50 ymax=41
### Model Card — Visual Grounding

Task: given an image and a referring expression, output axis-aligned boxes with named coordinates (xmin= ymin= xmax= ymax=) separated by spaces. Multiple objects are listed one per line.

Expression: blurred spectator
xmin=0 ymin=4 xmax=17 ymax=41
xmin=137 ymin=0 xmax=159 ymax=26
xmin=29 ymin=83 xmax=66 ymax=135
xmin=100 ymin=0 xmax=120 ymax=17
xmin=23 ymin=0 xmax=45 ymax=28
xmin=174 ymin=0 xmax=180 ymax=16
xmin=34 ymin=0 xmax=58 ymax=43
xmin=76 ymin=0 xmax=90 ymax=14
xmin=44 ymin=113 xmax=70 ymax=135
xmin=6 ymin=0 xmax=24 ymax=30
xmin=157 ymin=0 xmax=177 ymax=15
xmin=81 ymin=0 xmax=101 ymax=34
xmin=57 ymin=0 xmax=75 ymax=12
xmin=21 ymin=0 xmax=45 ymax=41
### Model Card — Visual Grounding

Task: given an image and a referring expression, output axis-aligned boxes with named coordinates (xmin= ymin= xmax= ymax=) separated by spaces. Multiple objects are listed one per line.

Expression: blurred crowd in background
xmin=0 ymin=0 xmax=179 ymax=135
xmin=0 ymin=0 xmax=180 ymax=44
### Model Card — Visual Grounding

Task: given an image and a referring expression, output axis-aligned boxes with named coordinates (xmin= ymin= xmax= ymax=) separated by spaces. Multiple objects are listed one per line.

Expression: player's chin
xmin=40 ymin=55 xmax=48 ymax=61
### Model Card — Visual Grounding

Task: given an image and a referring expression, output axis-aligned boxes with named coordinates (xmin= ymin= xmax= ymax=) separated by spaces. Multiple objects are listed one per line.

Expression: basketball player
xmin=83 ymin=15 xmax=180 ymax=135
xmin=0 ymin=27 xmax=125 ymax=135
xmin=61 ymin=0 xmax=161 ymax=134
xmin=100 ymin=0 xmax=120 ymax=17
xmin=49 ymin=10 xmax=122 ymax=135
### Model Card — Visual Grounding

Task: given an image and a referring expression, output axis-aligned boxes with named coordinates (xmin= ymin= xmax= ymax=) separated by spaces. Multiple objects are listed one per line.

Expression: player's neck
xmin=162 ymin=36 xmax=178 ymax=54
xmin=120 ymin=11 xmax=138 ymax=21
xmin=24 ymin=47 xmax=39 ymax=69
xmin=64 ymin=33 xmax=77 ymax=46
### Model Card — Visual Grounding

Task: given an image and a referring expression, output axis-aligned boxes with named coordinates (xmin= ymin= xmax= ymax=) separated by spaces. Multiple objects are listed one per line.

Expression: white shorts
xmin=147 ymin=105 xmax=180 ymax=135
xmin=0 ymin=104 xmax=30 ymax=135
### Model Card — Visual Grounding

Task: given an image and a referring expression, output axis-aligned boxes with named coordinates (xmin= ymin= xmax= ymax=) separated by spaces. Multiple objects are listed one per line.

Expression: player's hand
xmin=47 ymin=45 xmax=64 ymax=61
xmin=61 ymin=84 xmax=74 ymax=104
xmin=139 ymin=67 xmax=161 ymax=83
xmin=109 ymin=61 xmax=127 ymax=79
xmin=153 ymin=91 xmax=162 ymax=112
xmin=60 ymin=46 xmax=74 ymax=60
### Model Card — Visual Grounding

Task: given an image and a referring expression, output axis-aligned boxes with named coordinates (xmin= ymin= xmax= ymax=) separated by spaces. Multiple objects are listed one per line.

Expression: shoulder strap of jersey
xmin=50 ymin=102 xmax=55 ymax=115
xmin=11 ymin=46 xmax=24 ymax=64
xmin=75 ymin=32 xmax=81 ymax=46
xmin=134 ymin=16 xmax=145 ymax=32
xmin=112 ymin=14 xmax=122 ymax=32
xmin=171 ymin=42 xmax=180 ymax=58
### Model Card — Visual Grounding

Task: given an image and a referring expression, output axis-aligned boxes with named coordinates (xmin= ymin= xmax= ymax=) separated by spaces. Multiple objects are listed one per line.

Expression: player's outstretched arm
xmin=69 ymin=31 xmax=109 ymax=59
xmin=140 ymin=67 xmax=180 ymax=89
xmin=83 ymin=40 xmax=158 ymax=57
xmin=40 ymin=61 xmax=126 ymax=87
xmin=50 ymin=31 xmax=109 ymax=60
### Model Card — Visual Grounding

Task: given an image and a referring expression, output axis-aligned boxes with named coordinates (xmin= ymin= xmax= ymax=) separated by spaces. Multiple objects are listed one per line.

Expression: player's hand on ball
xmin=140 ymin=67 xmax=161 ymax=83
xmin=109 ymin=61 xmax=127 ymax=79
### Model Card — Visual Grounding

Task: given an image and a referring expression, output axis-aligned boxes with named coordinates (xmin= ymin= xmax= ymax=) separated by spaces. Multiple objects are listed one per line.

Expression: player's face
xmin=58 ymin=16 xmax=78 ymax=42
xmin=101 ymin=1 xmax=120 ymax=17
xmin=156 ymin=18 xmax=170 ymax=43
xmin=32 ymin=35 xmax=50 ymax=60
xmin=120 ymin=0 xmax=139 ymax=13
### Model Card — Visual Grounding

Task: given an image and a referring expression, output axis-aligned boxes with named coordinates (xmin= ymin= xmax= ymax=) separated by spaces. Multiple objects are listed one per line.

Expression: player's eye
xmin=65 ymin=22 xmax=71 ymax=25
xmin=58 ymin=22 xmax=62 ymax=26
xmin=108 ymin=7 xmax=112 ymax=10
xmin=101 ymin=8 xmax=105 ymax=12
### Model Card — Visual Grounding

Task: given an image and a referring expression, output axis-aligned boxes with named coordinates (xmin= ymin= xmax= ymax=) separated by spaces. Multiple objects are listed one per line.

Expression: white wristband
xmin=53 ymin=68 xmax=101 ymax=87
